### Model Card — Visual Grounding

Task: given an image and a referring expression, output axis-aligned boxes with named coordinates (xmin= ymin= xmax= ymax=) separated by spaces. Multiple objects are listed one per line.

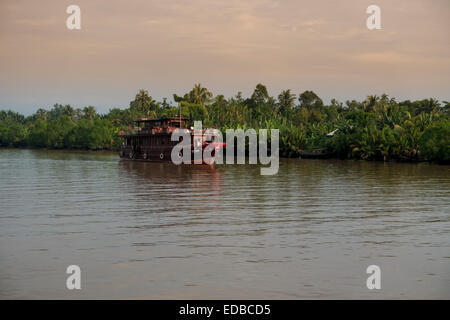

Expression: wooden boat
xmin=119 ymin=117 xmax=225 ymax=164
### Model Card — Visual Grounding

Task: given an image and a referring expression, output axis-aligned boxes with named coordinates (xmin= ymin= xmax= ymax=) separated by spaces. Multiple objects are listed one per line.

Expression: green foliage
xmin=0 ymin=110 xmax=28 ymax=146
xmin=0 ymin=120 xmax=27 ymax=147
xmin=0 ymin=86 xmax=448 ymax=163
xmin=174 ymin=83 xmax=212 ymax=105
xmin=179 ymin=102 xmax=208 ymax=122
xmin=418 ymin=120 xmax=450 ymax=163
xmin=298 ymin=90 xmax=323 ymax=110
xmin=278 ymin=90 xmax=296 ymax=118
xmin=130 ymin=89 xmax=159 ymax=118
xmin=250 ymin=84 xmax=269 ymax=108
xmin=64 ymin=119 xmax=114 ymax=150
xmin=27 ymin=119 xmax=49 ymax=147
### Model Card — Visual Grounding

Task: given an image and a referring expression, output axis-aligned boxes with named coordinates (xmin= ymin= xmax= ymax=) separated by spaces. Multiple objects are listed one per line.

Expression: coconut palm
xmin=83 ymin=106 xmax=97 ymax=120
xmin=416 ymin=98 xmax=440 ymax=115
xmin=189 ymin=83 xmax=212 ymax=105
xmin=134 ymin=89 xmax=151 ymax=111
xmin=363 ymin=95 xmax=380 ymax=112
xmin=63 ymin=105 xmax=75 ymax=119
xmin=35 ymin=108 xmax=48 ymax=121
xmin=131 ymin=89 xmax=158 ymax=117
xmin=278 ymin=89 xmax=296 ymax=117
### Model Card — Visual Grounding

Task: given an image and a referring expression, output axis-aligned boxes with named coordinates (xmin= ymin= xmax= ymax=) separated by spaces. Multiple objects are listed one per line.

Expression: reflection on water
xmin=0 ymin=149 xmax=449 ymax=299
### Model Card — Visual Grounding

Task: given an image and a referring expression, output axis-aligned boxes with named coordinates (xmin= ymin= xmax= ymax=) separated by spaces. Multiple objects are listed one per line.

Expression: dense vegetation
xmin=1 ymin=84 xmax=449 ymax=163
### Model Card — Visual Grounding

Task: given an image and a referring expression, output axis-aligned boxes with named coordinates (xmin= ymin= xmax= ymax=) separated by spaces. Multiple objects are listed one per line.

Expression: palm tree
xmin=83 ymin=106 xmax=97 ymax=120
xmin=378 ymin=93 xmax=391 ymax=113
xmin=35 ymin=108 xmax=48 ymax=121
xmin=135 ymin=89 xmax=151 ymax=111
xmin=417 ymin=98 xmax=440 ymax=114
xmin=63 ymin=105 xmax=75 ymax=120
xmin=278 ymin=89 xmax=296 ymax=117
xmin=189 ymin=83 xmax=212 ymax=105
xmin=363 ymin=95 xmax=380 ymax=112
xmin=131 ymin=89 xmax=157 ymax=117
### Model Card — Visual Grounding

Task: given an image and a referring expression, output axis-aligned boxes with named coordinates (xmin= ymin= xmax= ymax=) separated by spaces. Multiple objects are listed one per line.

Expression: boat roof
xmin=134 ymin=117 xmax=188 ymax=123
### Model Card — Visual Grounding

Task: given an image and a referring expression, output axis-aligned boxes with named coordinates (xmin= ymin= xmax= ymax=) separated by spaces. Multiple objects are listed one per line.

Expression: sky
xmin=0 ymin=0 xmax=449 ymax=115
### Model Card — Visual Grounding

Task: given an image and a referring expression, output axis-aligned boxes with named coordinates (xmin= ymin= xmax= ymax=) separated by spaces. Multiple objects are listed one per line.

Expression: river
xmin=0 ymin=149 xmax=449 ymax=299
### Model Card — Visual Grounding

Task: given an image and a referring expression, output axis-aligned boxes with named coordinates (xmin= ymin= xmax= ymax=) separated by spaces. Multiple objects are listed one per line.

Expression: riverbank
xmin=1 ymin=146 xmax=448 ymax=165
xmin=1 ymin=88 xmax=449 ymax=164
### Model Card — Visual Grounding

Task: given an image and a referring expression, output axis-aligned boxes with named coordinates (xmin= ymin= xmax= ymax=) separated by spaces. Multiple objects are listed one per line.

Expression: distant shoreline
xmin=1 ymin=146 xmax=448 ymax=165
xmin=1 ymin=87 xmax=449 ymax=164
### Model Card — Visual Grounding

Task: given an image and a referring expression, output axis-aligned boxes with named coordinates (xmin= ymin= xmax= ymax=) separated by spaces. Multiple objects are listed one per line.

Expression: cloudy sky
xmin=0 ymin=0 xmax=449 ymax=114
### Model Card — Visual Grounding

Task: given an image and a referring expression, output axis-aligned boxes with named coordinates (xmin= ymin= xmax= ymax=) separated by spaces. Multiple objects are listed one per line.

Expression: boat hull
xmin=119 ymin=146 xmax=221 ymax=165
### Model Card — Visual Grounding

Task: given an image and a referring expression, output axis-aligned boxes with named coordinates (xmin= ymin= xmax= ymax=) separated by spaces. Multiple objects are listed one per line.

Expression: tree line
xmin=0 ymin=83 xmax=449 ymax=163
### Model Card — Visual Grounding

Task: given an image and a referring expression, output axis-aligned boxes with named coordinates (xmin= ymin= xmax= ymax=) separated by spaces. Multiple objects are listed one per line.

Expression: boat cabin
xmin=120 ymin=117 xmax=189 ymax=161
xmin=135 ymin=117 xmax=187 ymax=130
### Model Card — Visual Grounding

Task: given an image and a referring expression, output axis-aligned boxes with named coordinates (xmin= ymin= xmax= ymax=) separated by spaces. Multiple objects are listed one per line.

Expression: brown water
xmin=0 ymin=149 xmax=449 ymax=299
